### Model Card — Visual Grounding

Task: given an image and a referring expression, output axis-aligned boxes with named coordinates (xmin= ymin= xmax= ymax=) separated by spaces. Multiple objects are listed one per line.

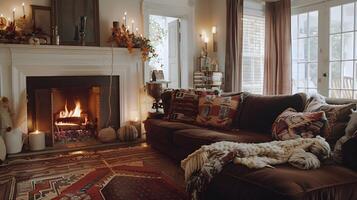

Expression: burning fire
xmin=59 ymin=101 xmax=82 ymax=118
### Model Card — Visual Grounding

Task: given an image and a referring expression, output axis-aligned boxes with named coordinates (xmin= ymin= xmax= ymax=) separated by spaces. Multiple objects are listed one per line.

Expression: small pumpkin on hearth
xmin=118 ymin=125 xmax=138 ymax=142
xmin=98 ymin=127 xmax=117 ymax=143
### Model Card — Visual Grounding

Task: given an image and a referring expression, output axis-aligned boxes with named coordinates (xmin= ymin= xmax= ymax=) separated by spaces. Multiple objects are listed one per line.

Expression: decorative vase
xmin=118 ymin=125 xmax=138 ymax=142
xmin=3 ymin=128 xmax=24 ymax=154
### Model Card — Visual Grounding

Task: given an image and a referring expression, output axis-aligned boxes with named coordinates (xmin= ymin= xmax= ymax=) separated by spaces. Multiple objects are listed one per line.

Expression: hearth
xmin=27 ymin=76 xmax=120 ymax=147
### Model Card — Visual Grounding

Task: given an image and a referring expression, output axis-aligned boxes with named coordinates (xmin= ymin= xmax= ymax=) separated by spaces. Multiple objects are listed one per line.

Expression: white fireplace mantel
xmin=0 ymin=44 xmax=144 ymax=133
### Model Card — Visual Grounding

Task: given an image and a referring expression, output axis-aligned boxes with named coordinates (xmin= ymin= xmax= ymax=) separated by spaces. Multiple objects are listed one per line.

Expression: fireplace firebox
xmin=27 ymin=76 xmax=120 ymax=147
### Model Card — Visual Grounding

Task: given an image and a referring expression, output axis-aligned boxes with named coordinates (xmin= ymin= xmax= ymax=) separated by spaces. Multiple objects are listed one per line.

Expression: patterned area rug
xmin=0 ymin=146 xmax=187 ymax=200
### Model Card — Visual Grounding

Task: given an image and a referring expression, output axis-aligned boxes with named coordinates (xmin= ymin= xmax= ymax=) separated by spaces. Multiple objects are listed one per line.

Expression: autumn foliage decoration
xmin=109 ymin=24 xmax=157 ymax=62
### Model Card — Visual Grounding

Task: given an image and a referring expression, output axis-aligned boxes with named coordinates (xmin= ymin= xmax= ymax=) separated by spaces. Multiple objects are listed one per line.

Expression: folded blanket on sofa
xmin=181 ymin=136 xmax=331 ymax=200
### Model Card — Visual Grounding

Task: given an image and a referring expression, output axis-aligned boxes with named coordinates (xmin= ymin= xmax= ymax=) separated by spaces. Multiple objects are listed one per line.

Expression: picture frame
xmin=152 ymin=70 xmax=165 ymax=82
xmin=31 ymin=5 xmax=52 ymax=44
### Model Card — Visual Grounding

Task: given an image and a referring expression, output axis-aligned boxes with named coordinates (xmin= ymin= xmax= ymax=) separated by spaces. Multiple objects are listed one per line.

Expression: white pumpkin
xmin=98 ymin=127 xmax=117 ymax=143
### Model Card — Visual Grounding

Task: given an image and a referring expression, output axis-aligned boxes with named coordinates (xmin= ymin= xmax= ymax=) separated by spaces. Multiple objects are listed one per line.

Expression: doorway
xmin=148 ymin=15 xmax=181 ymax=88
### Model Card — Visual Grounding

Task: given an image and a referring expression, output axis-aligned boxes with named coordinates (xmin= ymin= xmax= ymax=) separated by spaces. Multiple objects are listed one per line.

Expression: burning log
xmin=55 ymin=117 xmax=82 ymax=125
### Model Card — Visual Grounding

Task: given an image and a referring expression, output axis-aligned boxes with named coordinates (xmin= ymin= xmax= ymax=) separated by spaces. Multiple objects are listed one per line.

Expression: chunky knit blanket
xmin=181 ymin=136 xmax=331 ymax=200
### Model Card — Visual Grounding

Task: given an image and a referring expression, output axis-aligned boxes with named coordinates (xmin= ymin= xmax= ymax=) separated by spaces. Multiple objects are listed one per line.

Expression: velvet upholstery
xmin=144 ymin=92 xmax=357 ymax=200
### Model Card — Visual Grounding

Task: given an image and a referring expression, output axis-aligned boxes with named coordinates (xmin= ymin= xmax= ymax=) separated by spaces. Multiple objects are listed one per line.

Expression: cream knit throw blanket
xmin=181 ymin=136 xmax=330 ymax=199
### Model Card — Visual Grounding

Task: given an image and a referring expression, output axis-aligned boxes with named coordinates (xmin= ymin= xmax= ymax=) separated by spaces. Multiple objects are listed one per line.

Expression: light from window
xmin=329 ymin=3 xmax=356 ymax=99
xmin=242 ymin=14 xmax=265 ymax=94
xmin=291 ymin=11 xmax=319 ymax=94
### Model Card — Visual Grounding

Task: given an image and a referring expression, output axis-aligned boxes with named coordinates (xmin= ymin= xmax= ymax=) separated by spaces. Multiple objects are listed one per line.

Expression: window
xmin=242 ymin=14 xmax=265 ymax=94
xmin=329 ymin=3 xmax=356 ymax=98
xmin=291 ymin=11 xmax=319 ymax=94
xmin=291 ymin=0 xmax=357 ymax=99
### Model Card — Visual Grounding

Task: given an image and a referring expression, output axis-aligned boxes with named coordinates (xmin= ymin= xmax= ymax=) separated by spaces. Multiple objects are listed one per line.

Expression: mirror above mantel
xmin=51 ymin=0 xmax=100 ymax=46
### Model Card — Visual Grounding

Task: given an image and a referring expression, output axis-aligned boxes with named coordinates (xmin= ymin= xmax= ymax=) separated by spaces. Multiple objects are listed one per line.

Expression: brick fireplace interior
xmin=26 ymin=76 xmax=120 ymax=149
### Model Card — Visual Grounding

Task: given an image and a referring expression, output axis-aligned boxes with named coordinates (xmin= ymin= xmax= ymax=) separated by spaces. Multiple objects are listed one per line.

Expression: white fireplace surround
xmin=0 ymin=44 xmax=143 ymax=133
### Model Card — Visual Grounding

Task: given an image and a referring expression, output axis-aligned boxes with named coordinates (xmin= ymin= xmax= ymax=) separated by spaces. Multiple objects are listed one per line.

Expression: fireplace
xmin=27 ymin=76 xmax=120 ymax=147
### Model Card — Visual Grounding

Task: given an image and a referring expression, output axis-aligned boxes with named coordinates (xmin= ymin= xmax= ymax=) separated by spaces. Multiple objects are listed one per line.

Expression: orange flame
xmin=59 ymin=101 xmax=81 ymax=118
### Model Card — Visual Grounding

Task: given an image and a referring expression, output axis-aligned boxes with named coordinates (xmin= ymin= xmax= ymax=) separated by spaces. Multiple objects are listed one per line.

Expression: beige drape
xmin=225 ymin=0 xmax=243 ymax=92
xmin=264 ymin=0 xmax=292 ymax=95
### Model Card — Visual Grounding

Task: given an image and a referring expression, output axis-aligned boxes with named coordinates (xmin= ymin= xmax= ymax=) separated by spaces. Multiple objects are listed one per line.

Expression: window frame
xmin=241 ymin=2 xmax=265 ymax=94
xmin=292 ymin=0 xmax=357 ymax=98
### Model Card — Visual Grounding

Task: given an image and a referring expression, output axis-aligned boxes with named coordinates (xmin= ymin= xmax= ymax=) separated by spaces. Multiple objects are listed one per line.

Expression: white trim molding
xmin=0 ymin=44 xmax=142 ymax=133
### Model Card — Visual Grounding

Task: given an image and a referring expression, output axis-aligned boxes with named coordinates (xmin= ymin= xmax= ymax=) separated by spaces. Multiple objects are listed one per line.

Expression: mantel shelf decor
xmin=108 ymin=16 xmax=157 ymax=61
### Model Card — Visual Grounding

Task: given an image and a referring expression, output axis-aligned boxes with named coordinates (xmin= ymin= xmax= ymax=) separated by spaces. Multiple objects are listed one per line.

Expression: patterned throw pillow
xmin=272 ymin=108 xmax=327 ymax=141
xmin=305 ymin=94 xmax=356 ymax=146
xmin=167 ymin=90 xmax=200 ymax=123
xmin=196 ymin=95 xmax=240 ymax=128
xmin=167 ymin=89 xmax=220 ymax=123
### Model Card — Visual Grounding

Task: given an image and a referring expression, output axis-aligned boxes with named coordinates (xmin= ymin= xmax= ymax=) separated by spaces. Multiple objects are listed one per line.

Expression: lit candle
xmin=124 ymin=11 xmax=127 ymax=26
xmin=204 ymin=37 xmax=209 ymax=51
xmin=0 ymin=14 xmax=3 ymax=17
xmin=212 ymin=26 xmax=217 ymax=34
xmin=12 ymin=8 xmax=16 ymax=22
xmin=22 ymin=2 xmax=25 ymax=17
xmin=29 ymin=130 xmax=46 ymax=151
xmin=131 ymin=19 xmax=135 ymax=32
xmin=204 ymin=37 xmax=209 ymax=44
xmin=201 ymin=30 xmax=206 ymax=42
xmin=135 ymin=27 xmax=139 ymax=34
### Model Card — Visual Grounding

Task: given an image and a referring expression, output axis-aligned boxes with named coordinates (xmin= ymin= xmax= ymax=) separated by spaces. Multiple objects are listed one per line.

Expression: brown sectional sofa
xmin=144 ymin=92 xmax=357 ymax=200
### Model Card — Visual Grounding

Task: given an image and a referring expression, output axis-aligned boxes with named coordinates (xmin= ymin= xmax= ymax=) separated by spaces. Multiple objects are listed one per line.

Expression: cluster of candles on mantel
xmin=0 ymin=2 xmax=27 ymax=25
xmin=201 ymin=26 xmax=218 ymax=53
xmin=114 ymin=11 xmax=141 ymax=36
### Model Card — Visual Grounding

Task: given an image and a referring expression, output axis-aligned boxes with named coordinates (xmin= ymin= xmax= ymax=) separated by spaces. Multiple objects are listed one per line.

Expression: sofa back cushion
xmin=161 ymin=89 xmax=219 ymax=116
xmin=196 ymin=95 xmax=241 ymax=129
xmin=305 ymin=95 xmax=356 ymax=148
xmin=237 ymin=93 xmax=307 ymax=133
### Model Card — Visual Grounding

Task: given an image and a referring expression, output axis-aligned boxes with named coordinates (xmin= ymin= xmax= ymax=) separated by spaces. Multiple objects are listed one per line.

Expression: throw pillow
xmin=305 ymin=94 xmax=356 ymax=146
xmin=333 ymin=110 xmax=357 ymax=163
xmin=345 ymin=109 xmax=357 ymax=137
xmin=196 ymin=95 xmax=240 ymax=128
xmin=167 ymin=90 xmax=200 ymax=123
xmin=272 ymin=108 xmax=327 ymax=141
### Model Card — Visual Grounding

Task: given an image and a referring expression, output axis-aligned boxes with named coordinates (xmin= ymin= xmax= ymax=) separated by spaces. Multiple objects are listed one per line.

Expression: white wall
xmin=194 ymin=0 xmax=226 ymax=72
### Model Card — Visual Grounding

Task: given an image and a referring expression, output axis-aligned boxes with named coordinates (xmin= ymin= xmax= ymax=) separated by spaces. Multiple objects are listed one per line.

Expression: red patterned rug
xmin=0 ymin=146 xmax=187 ymax=200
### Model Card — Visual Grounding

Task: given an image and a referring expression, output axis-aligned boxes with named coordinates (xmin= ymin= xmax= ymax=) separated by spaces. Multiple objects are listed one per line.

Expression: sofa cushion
xmin=144 ymin=119 xmax=202 ymax=145
xmin=204 ymin=163 xmax=357 ymax=200
xmin=173 ymin=129 xmax=272 ymax=148
xmin=272 ymin=108 xmax=327 ymax=140
xmin=237 ymin=93 xmax=307 ymax=133
xmin=305 ymin=95 xmax=356 ymax=148
xmin=196 ymin=95 xmax=241 ymax=129
xmin=167 ymin=90 xmax=200 ymax=123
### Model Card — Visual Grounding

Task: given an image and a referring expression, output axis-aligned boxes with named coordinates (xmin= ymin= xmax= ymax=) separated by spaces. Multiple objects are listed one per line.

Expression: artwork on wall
xmin=52 ymin=0 xmax=100 ymax=46
xmin=31 ymin=5 xmax=52 ymax=44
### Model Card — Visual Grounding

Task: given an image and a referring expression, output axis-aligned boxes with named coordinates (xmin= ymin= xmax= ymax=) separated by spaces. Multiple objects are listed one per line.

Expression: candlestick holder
xmin=80 ymin=31 xmax=86 ymax=46
xmin=79 ymin=16 xmax=87 ymax=46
